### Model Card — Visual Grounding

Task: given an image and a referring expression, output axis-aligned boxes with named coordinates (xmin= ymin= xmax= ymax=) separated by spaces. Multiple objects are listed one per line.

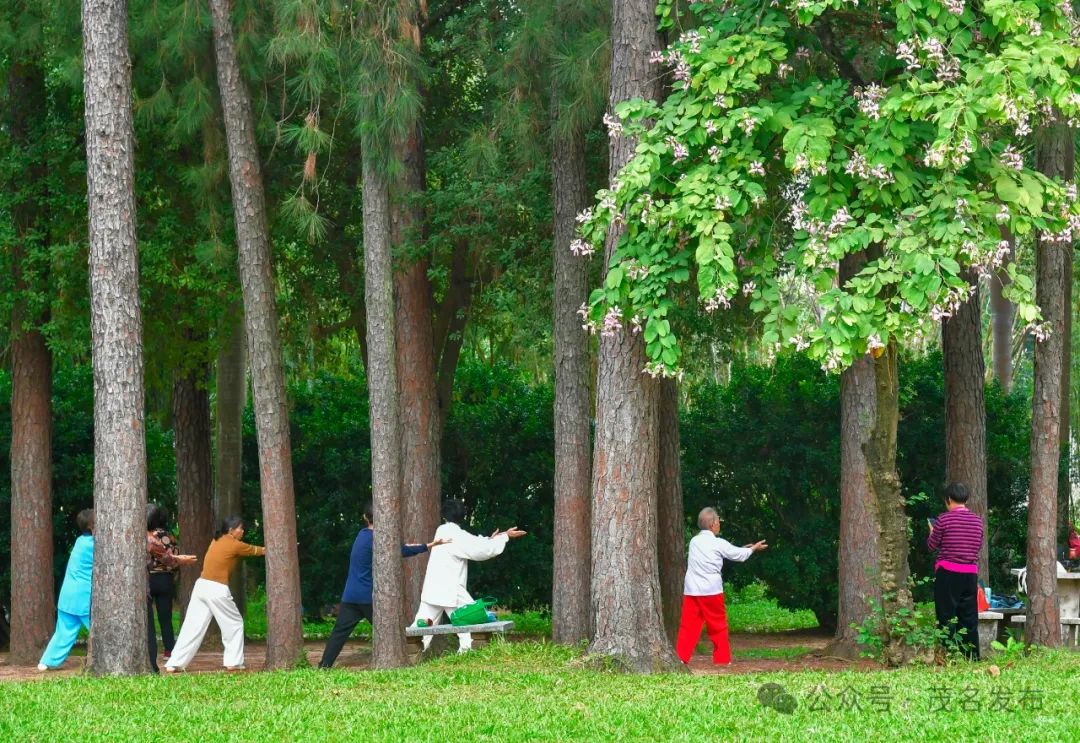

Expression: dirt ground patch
xmin=0 ymin=630 xmax=880 ymax=680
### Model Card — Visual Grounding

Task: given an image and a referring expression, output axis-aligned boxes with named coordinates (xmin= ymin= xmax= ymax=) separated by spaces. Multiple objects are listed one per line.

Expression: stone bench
xmin=978 ymin=611 xmax=1003 ymax=657
xmin=404 ymin=620 xmax=514 ymax=661
xmin=1010 ymin=614 xmax=1080 ymax=647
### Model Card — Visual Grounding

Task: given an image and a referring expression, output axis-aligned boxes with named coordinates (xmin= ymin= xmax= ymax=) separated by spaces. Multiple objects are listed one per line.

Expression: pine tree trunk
xmin=550 ymin=100 xmax=592 ymax=645
xmin=990 ymin=238 xmax=1015 ymax=393
xmin=8 ymin=319 xmax=54 ymax=665
xmin=864 ymin=342 xmax=915 ymax=667
xmin=215 ymin=307 xmax=248 ymax=615
xmin=208 ymin=0 xmax=304 ymax=668
xmin=393 ymin=124 xmax=441 ymax=622
xmin=83 ymin=0 xmax=150 ymax=676
xmin=825 ymin=255 xmax=881 ymax=658
xmin=1025 ymin=122 xmax=1072 ymax=646
xmin=943 ymin=274 xmax=989 ymax=581
xmin=587 ymin=0 xmax=681 ymax=673
xmin=1059 ymin=247 xmax=1072 ymax=533
xmin=657 ymin=379 xmax=685 ymax=646
xmin=364 ymin=155 xmax=407 ymax=668
xmin=174 ymin=365 xmax=214 ymax=614
xmin=7 ymin=61 xmax=55 ymax=666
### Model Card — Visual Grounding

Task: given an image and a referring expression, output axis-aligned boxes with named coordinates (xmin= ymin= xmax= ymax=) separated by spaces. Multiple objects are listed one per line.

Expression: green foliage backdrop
xmin=0 ymin=356 xmax=1035 ymax=621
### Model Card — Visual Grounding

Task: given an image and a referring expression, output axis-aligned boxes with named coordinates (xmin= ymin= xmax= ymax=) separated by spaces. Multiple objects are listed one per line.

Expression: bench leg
xmin=406 ymin=636 xmax=424 ymax=664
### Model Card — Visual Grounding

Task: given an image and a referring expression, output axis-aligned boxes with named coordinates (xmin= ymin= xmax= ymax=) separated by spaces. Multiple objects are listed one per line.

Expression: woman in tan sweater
xmin=165 ymin=516 xmax=265 ymax=672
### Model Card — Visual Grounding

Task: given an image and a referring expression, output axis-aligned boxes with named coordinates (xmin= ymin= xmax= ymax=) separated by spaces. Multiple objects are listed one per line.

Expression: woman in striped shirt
xmin=927 ymin=481 xmax=985 ymax=659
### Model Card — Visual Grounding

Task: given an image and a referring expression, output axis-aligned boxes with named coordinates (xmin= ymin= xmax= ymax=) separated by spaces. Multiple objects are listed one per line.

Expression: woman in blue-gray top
xmin=317 ymin=501 xmax=447 ymax=668
xmin=38 ymin=509 xmax=94 ymax=671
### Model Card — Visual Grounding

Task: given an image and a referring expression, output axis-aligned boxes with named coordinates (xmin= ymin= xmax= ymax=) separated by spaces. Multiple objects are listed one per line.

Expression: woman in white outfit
xmin=411 ymin=499 xmax=526 ymax=652
xmin=165 ymin=516 xmax=265 ymax=672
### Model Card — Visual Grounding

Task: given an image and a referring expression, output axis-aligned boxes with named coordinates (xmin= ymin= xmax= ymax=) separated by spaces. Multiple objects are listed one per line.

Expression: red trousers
xmin=675 ymin=593 xmax=731 ymax=665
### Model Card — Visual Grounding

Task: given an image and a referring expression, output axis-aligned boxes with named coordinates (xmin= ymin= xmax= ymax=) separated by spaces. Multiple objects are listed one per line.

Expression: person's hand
xmin=180 ymin=554 xmax=198 ymax=566
xmin=505 ymin=527 xmax=527 ymax=539
xmin=748 ymin=540 xmax=768 ymax=553
xmin=428 ymin=538 xmax=451 ymax=549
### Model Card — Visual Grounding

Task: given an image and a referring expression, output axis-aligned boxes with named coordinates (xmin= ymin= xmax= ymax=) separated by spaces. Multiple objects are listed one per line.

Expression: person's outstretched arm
xmin=234 ymin=540 xmax=266 ymax=558
xmin=454 ymin=528 xmax=525 ymax=562
xmin=717 ymin=533 xmax=760 ymax=561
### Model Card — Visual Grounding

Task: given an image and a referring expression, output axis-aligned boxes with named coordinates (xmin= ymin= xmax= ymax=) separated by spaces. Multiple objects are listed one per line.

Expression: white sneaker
xmin=36 ymin=663 xmax=48 ymax=672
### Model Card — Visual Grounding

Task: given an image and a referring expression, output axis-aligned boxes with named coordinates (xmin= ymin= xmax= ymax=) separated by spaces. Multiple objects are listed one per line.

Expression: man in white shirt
xmin=410 ymin=499 xmax=526 ymax=652
xmin=675 ymin=507 xmax=767 ymax=665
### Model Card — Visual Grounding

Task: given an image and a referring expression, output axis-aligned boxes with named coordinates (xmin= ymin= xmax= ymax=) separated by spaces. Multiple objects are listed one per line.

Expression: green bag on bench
xmin=451 ymin=597 xmax=497 ymax=627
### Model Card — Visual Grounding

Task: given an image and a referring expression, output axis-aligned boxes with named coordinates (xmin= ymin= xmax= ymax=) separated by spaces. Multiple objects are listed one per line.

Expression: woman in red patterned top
xmin=147 ymin=503 xmax=197 ymax=672
xmin=927 ymin=482 xmax=985 ymax=660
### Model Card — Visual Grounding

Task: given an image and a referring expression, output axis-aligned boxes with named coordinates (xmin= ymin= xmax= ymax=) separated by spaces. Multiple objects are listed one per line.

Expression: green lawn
xmin=726 ymin=582 xmax=820 ymax=633
xmin=4 ymin=641 xmax=1077 ymax=741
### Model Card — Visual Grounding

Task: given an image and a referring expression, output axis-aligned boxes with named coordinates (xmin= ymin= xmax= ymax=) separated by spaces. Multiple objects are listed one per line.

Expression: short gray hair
xmin=697 ymin=507 xmax=719 ymax=530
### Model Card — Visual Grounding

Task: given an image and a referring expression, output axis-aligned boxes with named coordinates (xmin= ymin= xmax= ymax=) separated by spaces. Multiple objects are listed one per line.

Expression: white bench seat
xmin=1009 ymin=614 xmax=1080 ymax=646
xmin=404 ymin=620 xmax=514 ymax=662
xmin=405 ymin=620 xmax=514 ymax=637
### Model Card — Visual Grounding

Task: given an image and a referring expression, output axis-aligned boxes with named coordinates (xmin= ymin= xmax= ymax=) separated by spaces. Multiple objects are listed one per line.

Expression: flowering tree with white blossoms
xmin=577 ymin=0 xmax=1079 ymax=373
xmin=576 ymin=0 xmax=1080 ymax=662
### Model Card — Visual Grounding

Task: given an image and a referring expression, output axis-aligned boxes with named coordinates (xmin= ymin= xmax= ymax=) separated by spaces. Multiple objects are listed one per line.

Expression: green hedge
xmin=0 ymin=354 xmax=1034 ymax=623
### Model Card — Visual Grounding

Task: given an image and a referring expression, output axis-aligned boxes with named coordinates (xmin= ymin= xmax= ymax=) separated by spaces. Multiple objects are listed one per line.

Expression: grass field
xmin=4 ymin=641 xmax=1076 ymax=742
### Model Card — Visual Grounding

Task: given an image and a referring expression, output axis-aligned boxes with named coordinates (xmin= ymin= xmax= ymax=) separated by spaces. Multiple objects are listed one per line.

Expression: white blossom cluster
xmin=1000 ymin=144 xmax=1024 ymax=170
xmin=1027 ymin=322 xmax=1051 ymax=342
xmin=569 ymin=238 xmax=595 ymax=258
xmin=895 ymin=37 xmax=960 ymax=83
xmin=643 ymin=361 xmax=685 ymax=380
xmin=603 ymin=113 xmax=622 ymax=139
xmin=1000 ymin=95 xmax=1033 ymax=137
xmin=703 ymin=287 xmax=733 ymax=312
xmin=928 ymin=286 xmax=969 ymax=322
xmin=845 ymin=151 xmax=895 ymax=184
xmin=1040 ymin=213 xmax=1080 ymax=244
xmin=624 ymin=259 xmax=651 ymax=281
xmin=854 ymin=84 xmax=886 ymax=120
xmin=923 ymin=135 xmax=974 ymax=169
xmin=667 ymin=135 xmax=689 ymax=162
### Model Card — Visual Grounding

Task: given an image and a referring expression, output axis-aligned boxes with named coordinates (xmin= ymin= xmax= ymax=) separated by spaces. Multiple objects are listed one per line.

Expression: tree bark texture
xmin=215 ymin=307 xmax=248 ymax=615
xmin=825 ymin=254 xmax=881 ymax=657
xmin=1059 ymin=245 xmax=1072 ymax=533
xmin=942 ymin=275 xmax=989 ymax=581
xmin=209 ymin=0 xmax=304 ymax=668
xmin=550 ymin=105 xmax=592 ymax=645
xmin=587 ymin=0 xmax=681 ymax=673
xmin=174 ymin=366 xmax=215 ymax=614
xmin=990 ymin=237 xmax=1015 ymax=393
xmin=7 ymin=61 xmax=55 ymax=665
xmin=83 ymin=0 xmax=150 ymax=675
xmin=1025 ymin=122 xmax=1072 ymax=646
xmin=657 ymin=379 xmax=685 ymax=646
xmin=825 ymin=358 xmax=881 ymax=656
xmin=393 ymin=123 xmax=442 ymax=622
xmin=364 ymin=156 xmax=408 ymax=668
xmin=864 ymin=342 xmax=915 ymax=667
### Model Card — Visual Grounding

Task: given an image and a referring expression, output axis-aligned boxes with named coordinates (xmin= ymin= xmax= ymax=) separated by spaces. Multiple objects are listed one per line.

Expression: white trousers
xmin=166 ymin=578 xmax=245 ymax=670
xmin=411 ymin=599 xmax=473 ymax=651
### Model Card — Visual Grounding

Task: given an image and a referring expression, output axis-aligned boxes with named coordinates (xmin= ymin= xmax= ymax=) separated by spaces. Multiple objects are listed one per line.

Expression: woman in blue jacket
xmin=38 ymin=509 xmax=94 ymax=671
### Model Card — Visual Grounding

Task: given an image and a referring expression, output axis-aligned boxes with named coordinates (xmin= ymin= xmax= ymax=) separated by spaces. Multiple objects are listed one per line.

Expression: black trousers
xmin=319 ymin=602 xmax=373 ymax=668
xmin=934 ymin=568 xmax=980 ymax=659
xmin=147 ymin=572 xmax=176 ymax=672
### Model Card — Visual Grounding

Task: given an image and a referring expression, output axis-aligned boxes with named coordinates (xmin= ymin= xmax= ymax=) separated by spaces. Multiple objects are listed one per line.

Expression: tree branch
xmin=816 ymin=22 xmax=866 ymax=87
